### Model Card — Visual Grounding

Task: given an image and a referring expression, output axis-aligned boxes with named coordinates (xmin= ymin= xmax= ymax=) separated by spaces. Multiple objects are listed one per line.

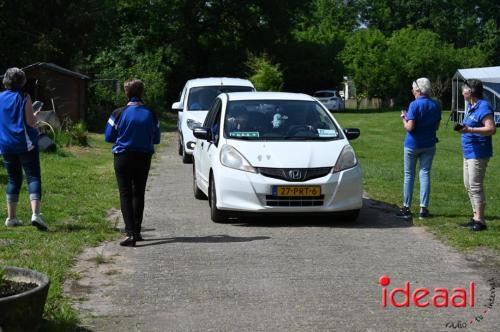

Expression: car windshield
xmin=188 ymin=85 xmax=254 ymax=111
xmin=223 ymin=100 xmax=341 ymax=141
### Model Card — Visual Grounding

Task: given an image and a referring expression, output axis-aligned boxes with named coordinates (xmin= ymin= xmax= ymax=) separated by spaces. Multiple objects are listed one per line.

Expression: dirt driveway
xmin=66 ymin=133 xmax=499 ymax=332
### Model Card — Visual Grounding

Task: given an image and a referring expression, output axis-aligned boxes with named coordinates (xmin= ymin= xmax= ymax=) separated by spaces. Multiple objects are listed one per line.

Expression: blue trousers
xmin=403 ymin=146 xmax=436 ymax=208
xmin=2 ymin=149 xmax=42 ymax=202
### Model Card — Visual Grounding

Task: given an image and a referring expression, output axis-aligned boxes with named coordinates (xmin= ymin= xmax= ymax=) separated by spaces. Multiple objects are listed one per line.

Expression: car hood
xmin=185 ymin=111 xmax=208 ymax=123
xmin=226 ymin=140 xmax=348 ymax=168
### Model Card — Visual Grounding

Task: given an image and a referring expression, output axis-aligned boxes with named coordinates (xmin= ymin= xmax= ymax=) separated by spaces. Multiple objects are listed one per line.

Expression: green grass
xmin=335 ymin=110 xmax=500 ymax=251
xmin=0 ymin=133 xmax=120 ymax=330
xmin=0 ymin=115 xmax=173 ymax=329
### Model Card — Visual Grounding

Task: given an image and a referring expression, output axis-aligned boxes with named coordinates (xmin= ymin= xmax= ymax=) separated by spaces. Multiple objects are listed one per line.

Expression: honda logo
xmin=288 ymin=170 xmax=302 ymax=180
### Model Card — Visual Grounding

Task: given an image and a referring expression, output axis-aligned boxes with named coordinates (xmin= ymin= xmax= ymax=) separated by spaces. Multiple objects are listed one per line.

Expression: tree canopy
xmin=1 ymin=0 xmax=498 ymax=110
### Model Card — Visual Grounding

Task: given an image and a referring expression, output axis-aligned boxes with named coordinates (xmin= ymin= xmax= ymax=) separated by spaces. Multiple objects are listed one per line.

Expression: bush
xmin=54 ymin=119 xmax=89 ymax=147
xmin=246 ymin=53 xmax=284 ymax=91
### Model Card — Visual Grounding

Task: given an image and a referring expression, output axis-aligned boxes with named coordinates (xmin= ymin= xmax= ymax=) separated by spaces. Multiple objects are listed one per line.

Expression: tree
xmin=341 ymin=28 xmax=391 ymax=102
xmin=386 ymin=28 xmax=488 ymax=105
xmin=246 ymin=54 xmax=284 ymax=91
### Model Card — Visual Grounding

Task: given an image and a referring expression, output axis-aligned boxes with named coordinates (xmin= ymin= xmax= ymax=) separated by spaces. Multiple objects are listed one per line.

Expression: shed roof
xmin=455 ymin=66 xmax=500 ymax=83
xmin=22 ymin=62 xmax=89 ymax=80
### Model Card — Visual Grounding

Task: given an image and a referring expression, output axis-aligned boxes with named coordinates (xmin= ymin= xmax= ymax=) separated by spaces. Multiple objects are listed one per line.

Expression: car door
xmin=177 ymin=86 xmax=188 ymax=131
xmin=197 ymin=98 xmax=222 ymax=191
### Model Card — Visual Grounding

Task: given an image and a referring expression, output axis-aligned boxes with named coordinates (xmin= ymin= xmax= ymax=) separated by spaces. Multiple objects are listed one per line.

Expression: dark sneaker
xmin=119 ymin=236 xmax=136 ymax=247
xmin=460 ymin=218 xmax=476 ymax=228
xmin=471 ymin=221 xmax=487 ymax=232
xmin=419 ymin=208 xmax=431 ymax=220
xmin=396 ymin=207 xmax=412 ymax=220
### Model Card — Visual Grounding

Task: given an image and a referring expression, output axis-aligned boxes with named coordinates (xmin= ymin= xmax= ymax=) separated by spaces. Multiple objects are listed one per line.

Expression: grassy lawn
xmin=335 ymin=110 xmax=500 ymax=251
xmin=0 ymin=133 xmax=121 ymax=330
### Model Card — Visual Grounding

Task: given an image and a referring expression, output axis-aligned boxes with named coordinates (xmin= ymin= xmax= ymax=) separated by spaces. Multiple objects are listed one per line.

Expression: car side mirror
xmin=343 ymin=128 xmax=360 ymax=140
xmin=193 ymin=127 xmax=211 ymax=140
xmin=171 ymin=102 xmax=183 ymax=113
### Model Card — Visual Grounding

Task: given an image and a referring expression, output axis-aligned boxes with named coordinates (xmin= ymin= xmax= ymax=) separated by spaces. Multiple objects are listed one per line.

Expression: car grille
xmin=258 ymin=167 xmax=332 ymax=182
xmin=265 ymin=195 xmax=324 ymax=207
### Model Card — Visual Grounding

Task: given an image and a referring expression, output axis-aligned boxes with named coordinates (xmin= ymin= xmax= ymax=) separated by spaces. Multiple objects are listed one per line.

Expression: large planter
xmin=0 ymin=266 xmax=50 ymax=332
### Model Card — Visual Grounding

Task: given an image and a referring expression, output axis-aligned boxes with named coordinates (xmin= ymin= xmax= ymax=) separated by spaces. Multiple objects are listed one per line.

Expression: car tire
xmin=182 ymin=145 xmax=193 ymax=164
xmin=209 ymin=175 xmax=227 ymax=223
xmin=178 ymin=136 xmax=183 ymax=156
xmin=193 ymin=163 xmax=205 ymax=200
xmin=339 ymin=209 xmax=360 ymax=222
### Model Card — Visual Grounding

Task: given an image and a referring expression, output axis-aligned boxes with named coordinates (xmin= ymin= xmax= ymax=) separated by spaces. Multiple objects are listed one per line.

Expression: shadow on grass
xmin=229 ymin=198 xmax=412 ymax=229
xmin=135 ymin=234 xmax=270 ymax=247
xmin=432 ymin=213 xmax=500 ymax=221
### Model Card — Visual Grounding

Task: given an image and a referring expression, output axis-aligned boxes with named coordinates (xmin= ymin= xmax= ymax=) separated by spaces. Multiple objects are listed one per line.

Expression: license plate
xmin=272 ymin=186 xmax=321 ymax=197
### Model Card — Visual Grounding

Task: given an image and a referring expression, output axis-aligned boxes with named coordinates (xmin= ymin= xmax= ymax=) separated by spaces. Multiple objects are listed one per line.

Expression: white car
xmin=192 ymin=92 xmax=362 ymax=222
xmin=313 ymin=90 xmax=345 ymax=111
xmin=172 ymin=77 xmax=255 ymax=163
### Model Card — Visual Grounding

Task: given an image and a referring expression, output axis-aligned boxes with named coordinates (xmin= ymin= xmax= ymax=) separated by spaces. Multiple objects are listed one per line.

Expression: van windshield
xmin=224 ymin=100 xmax=341 ymax=141
xmin=188 ymin=85 xmax=254 ymax=111
xmin=314 ymin=91 xmax=337 ymax=98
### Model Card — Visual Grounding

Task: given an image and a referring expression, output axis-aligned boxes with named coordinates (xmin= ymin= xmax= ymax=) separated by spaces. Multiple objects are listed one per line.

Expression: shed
xmin=451 ymin=66 xmax=500 ymax=124
xmin=1 ymin=62 xmax=89 ymax=122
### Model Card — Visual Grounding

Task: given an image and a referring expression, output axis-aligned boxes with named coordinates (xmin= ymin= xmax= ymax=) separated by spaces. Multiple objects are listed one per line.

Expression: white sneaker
xmin=5 ymin=217 xmax=22 ymax=227
xmin=31 ymin=214 xmax=48 ymax=231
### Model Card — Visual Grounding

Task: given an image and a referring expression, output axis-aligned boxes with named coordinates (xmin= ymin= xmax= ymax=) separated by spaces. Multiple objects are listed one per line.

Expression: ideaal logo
xmin=379 ymin=275 xmax=474 ymax=308
xmin=378 ymin=275 xmax=496 ymax=329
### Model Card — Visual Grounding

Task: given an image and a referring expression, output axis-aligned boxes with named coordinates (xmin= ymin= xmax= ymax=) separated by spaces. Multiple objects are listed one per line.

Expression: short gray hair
xmin=412 ymin=77 xmax=431 ymax=95
xmin=2 ymin=67 xmax=27 ymax=90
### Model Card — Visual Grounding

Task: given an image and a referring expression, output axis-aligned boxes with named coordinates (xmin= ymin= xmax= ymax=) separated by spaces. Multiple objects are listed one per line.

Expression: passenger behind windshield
xmin=224 ymin=100 xmax=339 ymax=140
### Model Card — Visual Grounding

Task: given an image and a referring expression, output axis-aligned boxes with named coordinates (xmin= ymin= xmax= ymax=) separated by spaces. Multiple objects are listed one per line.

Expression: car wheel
xmin=193 ymin=163 xmax=205 ymax=200
xmin=339 ymin=209 xmax=360 ymax=222
xmin=209 ymin=175 xmax=227 ymax=223
xmin=182 ymin=145 xmax=193 ymax=164
xmin=178 ymin=136 xmax=183 ymax=156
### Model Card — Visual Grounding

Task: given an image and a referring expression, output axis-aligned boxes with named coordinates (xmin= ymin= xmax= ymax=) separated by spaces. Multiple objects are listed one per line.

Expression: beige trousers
xmin=463 ymin=158 xmax=489 ymax=212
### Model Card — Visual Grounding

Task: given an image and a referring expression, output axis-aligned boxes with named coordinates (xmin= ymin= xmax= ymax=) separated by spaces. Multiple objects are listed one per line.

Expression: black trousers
xmin=114 ymin=151 xmax=152 ymax=237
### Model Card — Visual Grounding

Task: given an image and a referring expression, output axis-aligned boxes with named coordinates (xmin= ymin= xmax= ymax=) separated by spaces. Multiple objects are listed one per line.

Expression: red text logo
xmin=379 ymin=275 xmax=475 ymax=308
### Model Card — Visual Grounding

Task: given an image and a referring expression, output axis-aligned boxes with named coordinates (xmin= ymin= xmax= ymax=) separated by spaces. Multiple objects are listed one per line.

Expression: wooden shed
xmin=19 ymin=62 xmax=89 ymax=123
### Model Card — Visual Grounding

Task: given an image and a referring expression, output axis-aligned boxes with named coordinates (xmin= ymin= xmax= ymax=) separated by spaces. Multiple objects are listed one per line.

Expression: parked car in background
xmin=172 ymin=77 xmax=255 ymax=163
xmin=192 ymin=92 xmax=362 ymax=222
xmin=313 ymin=90 xmax=345 ymax=111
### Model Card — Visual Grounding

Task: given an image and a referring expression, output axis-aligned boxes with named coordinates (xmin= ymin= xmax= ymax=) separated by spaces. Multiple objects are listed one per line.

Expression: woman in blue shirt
xmin=0 ymin=68 xmax=47 ymax=231
xmin=397 ymin=78 xmax=441 ymax=220
xmin=105 ymin=79 xmax=160 ymax=246
xmin=458 ymin=79 xmax=496 ymax=231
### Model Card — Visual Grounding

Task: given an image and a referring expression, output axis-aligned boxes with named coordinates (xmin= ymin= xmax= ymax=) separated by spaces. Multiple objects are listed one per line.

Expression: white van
xmin=172 ymin=77 xmax=255 ymax=163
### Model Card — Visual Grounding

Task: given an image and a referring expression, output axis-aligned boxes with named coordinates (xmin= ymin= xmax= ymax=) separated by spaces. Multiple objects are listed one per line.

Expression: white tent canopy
xmin=452 ymin=66 xmax=500 ymax=124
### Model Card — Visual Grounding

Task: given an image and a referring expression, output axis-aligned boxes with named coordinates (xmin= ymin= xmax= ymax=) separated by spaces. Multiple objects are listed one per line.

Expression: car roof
xmin=186 ymin=77 xmax=254 ymax=88
xmin=225 ymin=91 xmax=315 ymax=102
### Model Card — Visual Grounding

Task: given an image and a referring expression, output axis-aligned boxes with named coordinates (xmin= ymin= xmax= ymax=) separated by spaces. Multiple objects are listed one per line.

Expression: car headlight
xmin=187 ymin=119 xmax=202 ymax=130
xmin=220 ymin=145 xmax=257 ymax=173
xmin=332 ymin=145 xmax=357 ymax=173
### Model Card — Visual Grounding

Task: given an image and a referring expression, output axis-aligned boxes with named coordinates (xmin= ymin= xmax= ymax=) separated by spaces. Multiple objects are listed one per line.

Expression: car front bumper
xmin=213 ymin=165 xmax=362 ymax=213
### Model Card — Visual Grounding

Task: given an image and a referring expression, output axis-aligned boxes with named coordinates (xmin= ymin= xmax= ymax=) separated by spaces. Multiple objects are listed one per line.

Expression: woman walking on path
xmin=105 ymin=79 xmax=160 ymax=246
xmin=0 ymin=67 xmax=47 ymax=231
xmin=397 ymin=78 xmax=441 ymax=221
xmin=458 ymin=79 xmax=496 ymax=231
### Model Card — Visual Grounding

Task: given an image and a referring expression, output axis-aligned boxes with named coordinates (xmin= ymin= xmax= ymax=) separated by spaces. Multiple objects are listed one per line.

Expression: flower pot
xmin=0 ymin=266 xmax=50 ymax=332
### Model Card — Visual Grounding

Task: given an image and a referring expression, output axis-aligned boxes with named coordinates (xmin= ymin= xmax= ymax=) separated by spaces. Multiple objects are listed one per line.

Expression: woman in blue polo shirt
xmin=397 ymin=78 xmax=441 ymax=220
xmin=0 ymin=67 xmax=47 ymax=231
xmin=458 ymin=79 xmax=496 ymax=231
xmin=105 ymin=79 xmax=160 ymax=246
